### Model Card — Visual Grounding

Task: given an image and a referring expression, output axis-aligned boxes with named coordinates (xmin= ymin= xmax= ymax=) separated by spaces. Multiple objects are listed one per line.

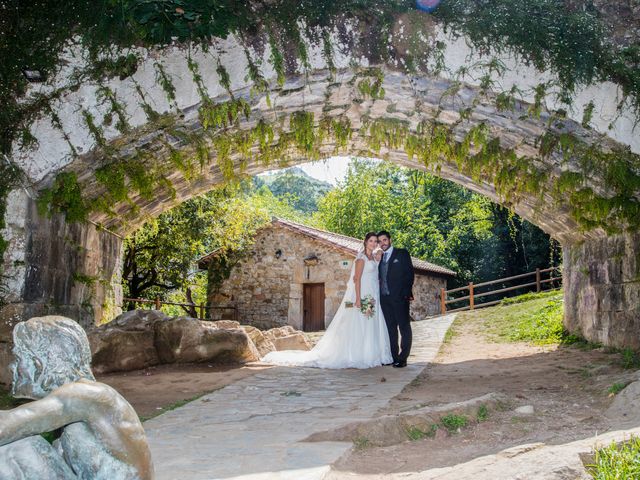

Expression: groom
xmin=378 ymin=231 xmax=414 ymax=368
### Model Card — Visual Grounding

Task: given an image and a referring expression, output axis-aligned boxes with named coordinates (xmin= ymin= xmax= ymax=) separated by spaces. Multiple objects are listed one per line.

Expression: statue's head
xmin=11 ymin=316 xmax=95 ymax=399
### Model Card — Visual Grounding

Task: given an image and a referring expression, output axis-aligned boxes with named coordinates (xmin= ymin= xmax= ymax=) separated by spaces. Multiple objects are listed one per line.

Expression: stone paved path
xmin=145 ymin=314 xmax=456 ymax=480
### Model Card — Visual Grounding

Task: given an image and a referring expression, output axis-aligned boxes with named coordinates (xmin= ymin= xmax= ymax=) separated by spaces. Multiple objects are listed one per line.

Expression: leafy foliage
xmin=434 ymin=0 xmax=639 ymax=109
xmin=122 ymin=180 xmax=308 ymax=308
xmin=315 ymin=159 xmax=560 ymax=288
xmin=257 ymin=167 xmax=332 ymax=214
xmin=441 ymin=413 xmax=468 ymax=432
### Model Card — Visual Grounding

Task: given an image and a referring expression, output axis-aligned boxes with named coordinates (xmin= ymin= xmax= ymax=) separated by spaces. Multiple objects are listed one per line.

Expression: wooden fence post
xmin=440 ymin=288 xmax=446 ymax=315
xmin=469 ymin=282 xmax=474 ymax=310
xmin=155 ymin=296 xmax=161 ymax=310
xmin=199 ymin=303 xmax=205 ymax=319
xmin=536 ymin=268 xmax=541 ymax=292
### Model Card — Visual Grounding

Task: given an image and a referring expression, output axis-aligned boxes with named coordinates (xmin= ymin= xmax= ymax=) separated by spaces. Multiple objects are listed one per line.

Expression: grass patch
xmin=441 ymin=413 xmax=468 ymax=433
xmin=499 ymin=289 xmax=561 ymax=306
xmin=607 ymin=382 xmax=629 ymax=396
xmin=353 ymin=436 xmax=371 ymax=450
xmin=477 ymin=404 xmax=489 ymax=422
xmin=406 ymin=424 xmax=438 ymax=441
xmin=564 ymin=336 xmax=604 ymax=351
xmin=459 ymin=290 xmax=566 ymax=345
xmin=139 ymin=393 xmax=206 ymax=422
xmin=442 ymin=315 xmax=463 ymax=345
xmin=495 ymin=398 xmax=513 ymax=412
xmin=620 ymin=348 xmax=640 ymax=370
xmin=586 ymin=436 xmax=640 ymax=479
xmin=0 ymin=386 xmax=27 ymax=410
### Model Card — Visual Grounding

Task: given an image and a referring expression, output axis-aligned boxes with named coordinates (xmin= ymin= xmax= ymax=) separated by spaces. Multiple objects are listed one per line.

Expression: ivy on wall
xmin=0 ymin=162 xmax=23 ymax=269
xmin=3 ymin=0 xmax=639 ymax=156
xmin=1 ymin=0 xmax=639 ymax=242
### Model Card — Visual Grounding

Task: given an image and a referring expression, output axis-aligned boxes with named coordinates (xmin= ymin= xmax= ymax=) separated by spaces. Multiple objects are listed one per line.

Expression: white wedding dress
xmin=262 ymin=252 xmax=392 ymax=369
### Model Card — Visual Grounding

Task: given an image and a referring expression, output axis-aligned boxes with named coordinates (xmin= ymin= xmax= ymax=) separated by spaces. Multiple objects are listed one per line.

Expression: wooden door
xmin=303 ymin=283 xmax=325 ymax=332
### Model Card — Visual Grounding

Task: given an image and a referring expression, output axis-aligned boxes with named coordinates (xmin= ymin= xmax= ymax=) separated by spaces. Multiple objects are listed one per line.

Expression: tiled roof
xmin=198 ymin=218 xmax=456 ymax=277
xmin=273 ymin=218 xmax=456 ymax=277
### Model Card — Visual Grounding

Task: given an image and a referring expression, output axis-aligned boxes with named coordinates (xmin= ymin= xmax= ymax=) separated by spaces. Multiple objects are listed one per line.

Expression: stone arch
xmin=2 ymin=8 xmax=639 ymax=354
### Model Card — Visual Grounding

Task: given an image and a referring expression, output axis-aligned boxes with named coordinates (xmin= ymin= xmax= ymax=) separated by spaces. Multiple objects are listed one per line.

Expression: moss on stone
xmin=37 ymin=171 xmax=90 ymax=223
xmin=199 ymin=98 xmax=251 ymax=131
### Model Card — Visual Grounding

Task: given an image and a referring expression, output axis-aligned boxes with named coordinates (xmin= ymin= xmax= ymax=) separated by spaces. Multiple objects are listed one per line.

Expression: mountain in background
xmin=255 ymin=167 xmax=332 ymax=213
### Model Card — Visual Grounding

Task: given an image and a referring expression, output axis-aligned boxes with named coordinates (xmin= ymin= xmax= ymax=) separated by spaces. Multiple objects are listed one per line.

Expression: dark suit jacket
xmin=379 ymin=247 xmax=414 ymax=300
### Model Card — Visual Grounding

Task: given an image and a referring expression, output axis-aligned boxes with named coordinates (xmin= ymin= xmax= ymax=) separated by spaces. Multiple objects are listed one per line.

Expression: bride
xmin=262 ymin=232 xmax=392 ymax=369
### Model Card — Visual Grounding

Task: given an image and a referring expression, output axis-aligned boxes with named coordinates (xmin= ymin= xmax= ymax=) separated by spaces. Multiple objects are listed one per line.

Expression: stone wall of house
xmin=208 ymin=226 xmax=353 ymax=330
xmin=411 ymin=274 xmax=447 ymax=319
xmin=208 ymin=226 xmax=448 ymax=329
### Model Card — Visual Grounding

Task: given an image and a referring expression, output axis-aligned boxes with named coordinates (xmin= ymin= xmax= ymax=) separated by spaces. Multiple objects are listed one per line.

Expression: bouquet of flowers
xmin=360 ymin=295 xmax=376 ymax=318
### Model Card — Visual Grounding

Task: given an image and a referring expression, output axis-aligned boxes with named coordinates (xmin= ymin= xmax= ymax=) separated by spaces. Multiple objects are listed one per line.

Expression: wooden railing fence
xmin=123 ymin=297 xmax=238 ymax=321
xmin=440 ymin=266 xmax=562 ymax=314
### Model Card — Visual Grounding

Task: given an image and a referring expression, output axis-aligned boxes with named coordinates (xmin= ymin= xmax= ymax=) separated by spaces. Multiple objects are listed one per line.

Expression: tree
xmin=122 ymin=179 xmax=312 ymax=313
xmin=263 ymin=168 xmax=332 ymax=213
xmin=315 ymin=158 xmax=558 ymax=289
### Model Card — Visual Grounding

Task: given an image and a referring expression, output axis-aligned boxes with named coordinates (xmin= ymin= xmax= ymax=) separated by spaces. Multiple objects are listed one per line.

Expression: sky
xmin=258 ymin=156 xmax=351 ymax=185
xmin=296 ymin=156 xmax=351 ymax=185
xmin=259 ymin=156 xmax=383 ymax=186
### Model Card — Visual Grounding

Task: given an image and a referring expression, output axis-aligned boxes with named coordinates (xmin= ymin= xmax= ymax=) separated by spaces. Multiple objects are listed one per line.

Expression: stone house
xmin=198 ymin=218 xmax=456 ymax=331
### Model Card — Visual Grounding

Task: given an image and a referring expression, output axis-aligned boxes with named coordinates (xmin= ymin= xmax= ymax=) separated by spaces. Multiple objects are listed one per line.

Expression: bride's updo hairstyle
xmin=363 ymin=232 xmax=378 ymax=253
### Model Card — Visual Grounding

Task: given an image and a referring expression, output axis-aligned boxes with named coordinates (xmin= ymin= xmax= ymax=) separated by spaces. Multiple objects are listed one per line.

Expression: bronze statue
xmin=0 ymin=316 xmax=154 ymax=479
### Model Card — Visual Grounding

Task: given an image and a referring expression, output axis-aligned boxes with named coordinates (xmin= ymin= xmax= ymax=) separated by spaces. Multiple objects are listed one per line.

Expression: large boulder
xmin=209 ymin=320 xmax=241 ymax=329
xmin=241 ymin=325 xmax=276 ymax=357
xmin=87 ymin=309 xmax=167 ymax=373
xmin=604 ymin=375 xmax=640 ymax=427
xmin=106 ymin=309 xmax=170 ymax=331
xmin=89 ymin=328 xmax=159 ymax=374
xmin=154 ymin=318 xmax=260 ymax=364
xmin=263 ymin=326 xmax=312 ymax=352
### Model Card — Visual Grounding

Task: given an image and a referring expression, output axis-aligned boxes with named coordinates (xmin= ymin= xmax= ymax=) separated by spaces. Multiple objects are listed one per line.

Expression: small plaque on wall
xmin=340 ymin=260 xmax=350 ymax=268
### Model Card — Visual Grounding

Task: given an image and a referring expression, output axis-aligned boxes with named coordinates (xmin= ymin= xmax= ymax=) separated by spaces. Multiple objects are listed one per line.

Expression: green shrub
xmin=477 ymin=404 xmax=489 ymax=422
xmin=621 ymin=348 xmax=640 ymax=370
xmin=607 ymin=382 xmax=628 ymax=396
xmin=586 ymin=436 xmax=640 ymax=479
xmin=441 ymin=414 xmax=468 ymax=433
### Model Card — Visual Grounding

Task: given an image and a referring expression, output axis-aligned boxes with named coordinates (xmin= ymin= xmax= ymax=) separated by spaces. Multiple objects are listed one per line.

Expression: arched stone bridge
xmin=1 ymin=7 xmax=639 ymax=363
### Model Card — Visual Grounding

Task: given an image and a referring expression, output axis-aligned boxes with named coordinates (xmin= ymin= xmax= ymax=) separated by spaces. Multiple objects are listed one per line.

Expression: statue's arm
xmin=0 ymin=394 xmax=83 ymax=446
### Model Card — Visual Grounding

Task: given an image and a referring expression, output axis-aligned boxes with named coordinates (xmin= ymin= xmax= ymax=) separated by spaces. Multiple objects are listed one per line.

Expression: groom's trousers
xmin=380 ymin=295 xmax=412 ymax=362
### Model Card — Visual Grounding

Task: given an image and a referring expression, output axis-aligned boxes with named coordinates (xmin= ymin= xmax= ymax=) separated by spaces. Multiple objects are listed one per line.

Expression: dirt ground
xmin=332 ymin=314 xmax=636 ymax=475
xmin=98 ymin=362 xmax=270 ymax=419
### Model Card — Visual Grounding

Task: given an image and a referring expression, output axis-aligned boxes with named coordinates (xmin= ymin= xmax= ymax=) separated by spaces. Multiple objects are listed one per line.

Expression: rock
xmin=264 ymin=326 xmax=296 ymax=337
xmin=88 ymin=328 xmax=159 ymax=374
xmin=263 ymin=326 xmax=311 ymax=351
xmin=605 ymin=378 xmax=640 ymax=427
xmin=107 ymin=309 xmax=170 ymax=331
xmin=209 ymin=320 xmax=241 ymax=329
xmin=307 ymin=393 xmax=507 ymax=447
xmin=241 ymin=325 xmax=276 ymax=357
xmin=515 ymin=405 xmax=535 ymax=415
xmin=154 ymin=318 xmax=260 ymax=364
xmin=87 ymin=309 xmax=167 ymax=373
xmin=270 ymin=333 xmax=312 ymax=351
